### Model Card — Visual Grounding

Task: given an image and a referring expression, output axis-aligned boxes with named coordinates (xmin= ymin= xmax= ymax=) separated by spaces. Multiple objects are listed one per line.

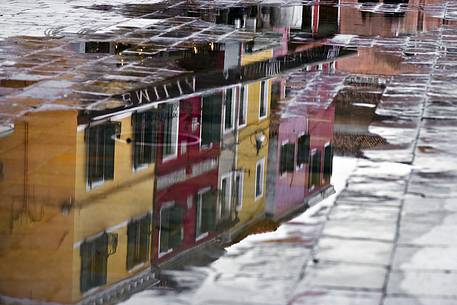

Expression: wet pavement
xmin=1 ymin=0 xmax=457 ymax=305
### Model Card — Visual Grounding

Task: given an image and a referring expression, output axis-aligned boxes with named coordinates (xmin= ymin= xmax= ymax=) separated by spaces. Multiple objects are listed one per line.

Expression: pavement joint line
xmin=316 ymin=259 xmax=392 ymax=268
xmin=386 ymin=293 xmax=457 ymax=300
xmin=320 ymin=234 xmax=396 ymax=244
xmin=300 ymin=284 xmax=384 ymax=293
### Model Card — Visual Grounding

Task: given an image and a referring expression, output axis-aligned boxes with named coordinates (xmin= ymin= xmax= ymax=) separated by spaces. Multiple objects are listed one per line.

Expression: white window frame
xmin=255 ymin=158 xmax=265 ymax=201
xmin=199 ymin=96 xmax=216 ymax=151
xmin=158 ymin=201 xmax=176 ymax=258
xmin=196 ymin=187 xmax=211 ymax=241
xmin=309 ymin=148 xmax=317 ymax=192
xmin=234 ymin=171 xmax=244 ymax=211
xmin=238 ymin=85 xmax=248 ymax=128
xmin=219 ymin=173 xmax=233 ymax=219
xmin=162 ymin=102 xmax=179 ymax=162
xmin=223 ymin=87 xmax=236 ymax=134
xmin=323 ymin=141 xmax=332 ymax=178
xmin=259 ymin=80 xmax=269 ymax=120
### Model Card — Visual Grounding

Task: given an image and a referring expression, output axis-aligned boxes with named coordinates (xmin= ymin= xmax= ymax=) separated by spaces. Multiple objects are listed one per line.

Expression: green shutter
xmin=202 ymin=191 xmax=217 ymax=232
xmin=103 ymin=123 xmax=117 ymax=180
xmin=286 ymin=143 xmax=295 ymax=172
xmin=126 ymin=221 xmax=136 ymax=270
xmin=160 ymin=209 xmax=170 ymax=253
xmin=170 ymin=207 xmax=184 ymax=249
xmin=297 ymin=134 xmax=310 ymax=166
xmin=324 ymin=145 xmax=333 ymax=178
xmin=139 ymin=215 xmax=151 ymax=262
xmin=95 ymin=233 xmax=108 ymax=287
xmin=80 ymin=241 xmax=91 ymax=292
xmin=280 ymin=145 xmax=287 ymax=175
xmin=201 ymin=94 xmax=222 ymax=146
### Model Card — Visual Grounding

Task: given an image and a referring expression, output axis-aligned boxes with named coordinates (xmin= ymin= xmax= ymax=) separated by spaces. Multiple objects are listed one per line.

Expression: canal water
xmin=0 ymin=0 xmax=451 ymax=305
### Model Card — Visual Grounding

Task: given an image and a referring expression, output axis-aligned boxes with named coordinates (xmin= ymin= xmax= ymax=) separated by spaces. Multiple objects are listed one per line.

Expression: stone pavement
xmin=289 ymin=12 xmax=457 ymax=305
xmin=116 ymin=3 xmax=457 ymax=305
xmin=2 ymin=0 xmax=457 ymax=304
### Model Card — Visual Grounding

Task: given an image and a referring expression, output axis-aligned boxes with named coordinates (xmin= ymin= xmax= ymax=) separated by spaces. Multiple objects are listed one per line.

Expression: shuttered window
xmin=297 ymin=134 xmax=310 ymax=166
xmin=127 ymin=214 xmax=151 ymax=270
xmin=196 ymin=189 xmax=217 ymax=239
xmin=86 ymin=122 xmax=119 ymax=188
xmin=280 ymin=143 xmax=295 ymax=175
xmin=234 ymin=172 xmax=243 ymax=211
xmin=238 ymin=86 xmax=248 ymax=127
xmin=80 ymin=234 xmax=109 ymax=292
xmin=259 ymin=80 xmax=268 ymax=118
xmin=132 ymin=111 xmax=158 ymax=169
xmin=201 ymin=93 xmax=222 ymax=147
xmin=308 ymin=150 xmax=322 ymax=189
xmin=323 ymin=144 xmax=333 ymax=181
xmin=220 ymin=175 xmax=232 ymax=220
xmin=159 ymin=206 xmax=184 ymax=254
xmin=224 ymin=88 xmax=234 ymax=131
xmin=161 ymin=102 xmax=179 ymax=160
xmin=255 ymin=158 xmax=265 ymax=199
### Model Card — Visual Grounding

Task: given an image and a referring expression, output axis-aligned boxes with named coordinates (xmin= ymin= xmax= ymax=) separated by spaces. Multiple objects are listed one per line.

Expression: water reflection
xmin=0 ymin=57 xmax=337 ymax=305
xmin=0 ymin=0 xmax=444 ymax=304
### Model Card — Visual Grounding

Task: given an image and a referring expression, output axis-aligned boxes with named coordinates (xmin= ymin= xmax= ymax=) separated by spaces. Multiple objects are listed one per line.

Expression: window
xmin=159 ymin=205 xmax=184 ymax=255
xmin=297 ymin=134 xmax=310 ymax=167
xmin=132 ymin=111 xmax=158 ymax=170
xmin=238 ymin=85 xmax=248 ymax=127
xmin=220 ymin=174 xmax=232 ymax=220
xmin=86 ymin=122 xmax=119 ymax=189
xmin=234 ymin=172 xmax=244 ymax=211
xmin=259 ymin=80 xmax=268 ymax=119
xmin=80 ymin=234 xmax=108 ymax=292
xmin=255 ymin=158 xmax=265 ymax=200
xmin=308 ymin=150 xmax=322 ymax=189
xmin=280 ymin=142 xmax=295 ymax=175
xmin=271 ymin=81 xmax=282 ymax=106
xmin=224 ymin=88 xmax=235 ymax=132
xmin=323 ymin=144 xmax=333 ymax=181
xmin=127 ymin=214 xmax=151 ymax=270
xmin=161 ymin=102 xmax=179 ymax=161
xmin=201 ymin=93 xmax=222 ymax=148
xmin=196 ymin=189 xmax=217 ymax=239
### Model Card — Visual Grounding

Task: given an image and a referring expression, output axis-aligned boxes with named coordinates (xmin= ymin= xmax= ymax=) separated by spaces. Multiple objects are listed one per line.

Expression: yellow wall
xmin=0 ymin=110 xmax=78 ymax=303
xmin=241 ymin=49 xmax=274 ymax=66
xmin=234 ymin=79 xmax=272 ymax=233
xmin=72 ymin=114 xmax=155 ymax=300
xmin=0 ymin=110 xmax=156 ymax=304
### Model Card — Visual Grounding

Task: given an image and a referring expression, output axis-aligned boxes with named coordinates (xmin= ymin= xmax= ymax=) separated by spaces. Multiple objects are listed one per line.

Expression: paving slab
xmin=291 ymin=289 xmax=381 ymax=305
xmin=328 ymin=204 xmax=399 ymax=224
xmin=316 ymin=237 xmax=393 ymax=266
xmin=298 ymin=262 xmax=387 ymax=291
xmin=387 ymin=270 xmax=457 ymax=297
xmin=383 ymin=296 xmax=457 ymax=305
xmin=322 ymin=219 xmax=397 ymax=242
xmin=393 ymin=245 xmax=457 ymax=271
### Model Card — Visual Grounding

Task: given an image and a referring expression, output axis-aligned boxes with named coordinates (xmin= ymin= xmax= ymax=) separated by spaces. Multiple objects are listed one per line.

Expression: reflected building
xmin=0 ymin=36 xmax=346 ymax=305
xmin=340 ymin=0 xmax=442 ymax=36
xmin=266 ymin=102 xmax=335 ymax=221
xmin=0 ymin=109 xmax=157 ymax=304
xmin=333 ymin=76 xmax=389 ymax=156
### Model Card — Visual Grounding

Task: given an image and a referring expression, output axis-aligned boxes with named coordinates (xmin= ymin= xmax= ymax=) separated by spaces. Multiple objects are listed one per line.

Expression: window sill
xmin=127 ymin=262 xmax=146 ymax=273
xmin=195 ymin=232 xmax=209 ymax=242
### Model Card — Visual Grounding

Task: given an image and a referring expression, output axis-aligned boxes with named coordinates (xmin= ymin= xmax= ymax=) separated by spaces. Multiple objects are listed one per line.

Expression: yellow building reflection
xmin=0 ymin=110 xmax=156 ymax=304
